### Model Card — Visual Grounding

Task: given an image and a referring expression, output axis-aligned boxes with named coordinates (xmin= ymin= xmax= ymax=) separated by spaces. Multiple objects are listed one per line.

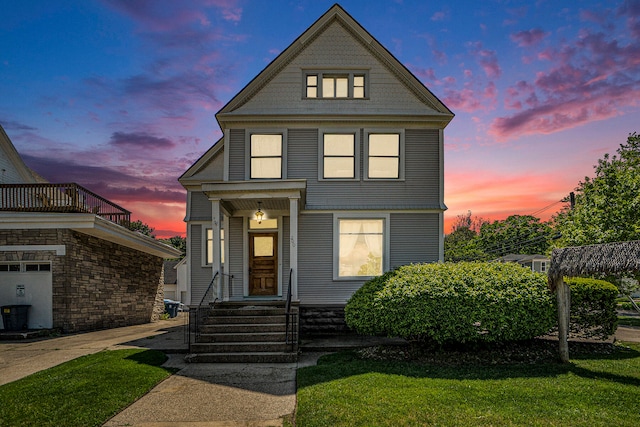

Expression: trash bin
xmin=1 ymin=305 xmax=31 ymax=331
xmin=164 ymin=300 xmax=179 ymax=318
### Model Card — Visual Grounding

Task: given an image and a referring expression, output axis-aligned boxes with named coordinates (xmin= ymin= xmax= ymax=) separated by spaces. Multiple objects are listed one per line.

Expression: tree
xmin=554 ymin=132 xmax=640 ymax=246
xmin=160 ymin=236 xmax=186 ymax=255
xmin=128 ymin=220 xmax=155 ymax=237
xmin=478 ymin=215 xmax=554 ymax=257
xmin=444 ymin=211 xmax=489 ymax=262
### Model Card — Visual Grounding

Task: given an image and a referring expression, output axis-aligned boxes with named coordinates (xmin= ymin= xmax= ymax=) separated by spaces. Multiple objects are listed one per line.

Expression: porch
xmin=202 ymin=179 xmax=306 ymax=303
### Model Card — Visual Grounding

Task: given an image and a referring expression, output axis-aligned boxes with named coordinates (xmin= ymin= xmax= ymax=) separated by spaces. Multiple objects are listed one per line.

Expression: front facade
xmin=180 ymin=5 xmax=453 ymax=330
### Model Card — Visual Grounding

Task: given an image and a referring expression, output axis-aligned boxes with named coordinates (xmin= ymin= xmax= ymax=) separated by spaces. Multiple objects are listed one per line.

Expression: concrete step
xmin=197 ymin=332 xmax=287 ymax=343
xmin=202 ymin=315 xmax=287 ymax=325
xmin=212 ymin=307 xmax=289 ymax=317
xmin=185 ymin=352 xmax=298 ymax=364
xmin=190 ymin=341 xmax=293 ymax=353
xmin=198 ymin=323 xmax=287 ymax=334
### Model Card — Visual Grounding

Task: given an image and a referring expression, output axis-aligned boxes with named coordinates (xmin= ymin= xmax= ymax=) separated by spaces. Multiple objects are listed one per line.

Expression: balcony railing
xmin=0 ymin=183 xmax=131 ymax=227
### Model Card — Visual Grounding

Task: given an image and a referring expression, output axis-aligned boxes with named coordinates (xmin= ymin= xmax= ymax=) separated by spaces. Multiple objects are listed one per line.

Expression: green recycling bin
xmin=1 ymin=305 xmax=31 ymax=331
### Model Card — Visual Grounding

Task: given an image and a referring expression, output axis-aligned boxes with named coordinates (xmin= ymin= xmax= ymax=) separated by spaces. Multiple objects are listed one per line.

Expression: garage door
xmin=0 ymin=262 xmax=53 ymax=329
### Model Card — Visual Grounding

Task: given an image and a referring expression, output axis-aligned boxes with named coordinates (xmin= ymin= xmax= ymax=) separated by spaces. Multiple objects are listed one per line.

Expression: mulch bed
xmin=356 ymin=338 xmax=630 ymax=365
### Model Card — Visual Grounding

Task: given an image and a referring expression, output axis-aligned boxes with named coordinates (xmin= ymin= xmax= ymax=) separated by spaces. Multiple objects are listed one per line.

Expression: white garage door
xmin=0 ymin=262 xmax=53 ymax=329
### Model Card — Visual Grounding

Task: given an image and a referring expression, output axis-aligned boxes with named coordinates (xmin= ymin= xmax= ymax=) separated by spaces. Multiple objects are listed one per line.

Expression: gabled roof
xmin=178 ymin=137 xmax=223 ymax=184
xmin=0 ymin=124 xmax=46 ymax=184
xmin=216 ymin=3 xmax=453 ymax=120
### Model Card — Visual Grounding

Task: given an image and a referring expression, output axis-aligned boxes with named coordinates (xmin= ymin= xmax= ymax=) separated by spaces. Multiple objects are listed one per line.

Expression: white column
xmin=211 ymin=199 xmax=223 ymax=300
xmin=289 ymin=196 xmax=299 ymax=301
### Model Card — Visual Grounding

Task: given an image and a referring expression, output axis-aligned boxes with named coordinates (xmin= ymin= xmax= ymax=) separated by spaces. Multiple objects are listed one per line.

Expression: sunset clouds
xmin=1 ymin=1 xmax=639 ymax=236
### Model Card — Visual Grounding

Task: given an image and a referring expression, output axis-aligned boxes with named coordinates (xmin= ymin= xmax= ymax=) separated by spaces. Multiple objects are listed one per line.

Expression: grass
xmin=619 ymin=316 xmax=640 ymax=327
xmin=0 ymin=349 xmax=174 ymax=427
xmin=296 ymin=341 xmax=640 ymax=427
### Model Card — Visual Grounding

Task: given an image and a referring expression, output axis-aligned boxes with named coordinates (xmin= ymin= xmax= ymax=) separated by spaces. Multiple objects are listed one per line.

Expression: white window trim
xmin=363 ymin=129 xmax=405 ymax=181
xmin=303 ymin=69 xmax=369 ymax=99
xmin=318 ymin=129 xmax=361 ymax=181
xmin=332 ymin=212 xmax=390 ymax=281
xmin=245 ymin=129 xmax=288 ymax=180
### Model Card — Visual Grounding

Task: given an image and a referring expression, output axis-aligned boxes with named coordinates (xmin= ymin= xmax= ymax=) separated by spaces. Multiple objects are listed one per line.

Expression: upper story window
xmin=250 ymin=134 xmax=282 ymax=179
xmin=364 ymin=130 xmax=405 ymax=180
xmin=322 ymin=133 xmax=358 ymax=179
xmin=305 ymin=71 xmax=368 ymax=99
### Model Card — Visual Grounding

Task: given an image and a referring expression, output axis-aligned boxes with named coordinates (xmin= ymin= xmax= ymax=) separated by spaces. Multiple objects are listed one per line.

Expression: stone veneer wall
xmin=0 ymin=229 xmax=165 ymax=333
xmin=299 ymin=305 xmax=351 ymax=335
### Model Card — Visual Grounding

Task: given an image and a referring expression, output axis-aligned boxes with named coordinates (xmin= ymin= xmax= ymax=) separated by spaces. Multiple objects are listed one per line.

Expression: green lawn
xmin=618 ymin=316 xmax=640 ymax=327
xmin=296 ymin=342 xmax=640 ymax=427
xmin=0 ymin=349 xmax=174 ymax=427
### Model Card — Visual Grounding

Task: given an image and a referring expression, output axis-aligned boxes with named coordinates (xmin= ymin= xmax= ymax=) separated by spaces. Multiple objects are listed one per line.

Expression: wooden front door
xmin=249 ymin=233 xmax=278 ymax=296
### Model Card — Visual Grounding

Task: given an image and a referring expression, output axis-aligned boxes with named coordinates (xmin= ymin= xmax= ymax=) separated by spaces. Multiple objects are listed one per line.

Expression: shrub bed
xmin=345 ymin=262 xmax=556 ymax=345
xmin=565 ymin=277 xmax=618 ymax=340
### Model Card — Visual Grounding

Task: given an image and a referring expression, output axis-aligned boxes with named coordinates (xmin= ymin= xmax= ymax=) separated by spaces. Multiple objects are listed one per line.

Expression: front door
xmin=249 ymin=233 xmax=278 ymax=296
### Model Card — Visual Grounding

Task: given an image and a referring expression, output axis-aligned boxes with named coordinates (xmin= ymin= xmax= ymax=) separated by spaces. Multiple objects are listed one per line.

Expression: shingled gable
xmin=216 ymin=3 xmax=454 ymax=125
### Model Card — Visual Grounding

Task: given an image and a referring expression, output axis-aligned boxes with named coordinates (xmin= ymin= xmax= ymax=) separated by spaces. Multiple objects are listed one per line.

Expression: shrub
xmin=565 ymin=277 xmax=618 ymax=340
xmin=345 ymin=262 xmax=556 ymax=345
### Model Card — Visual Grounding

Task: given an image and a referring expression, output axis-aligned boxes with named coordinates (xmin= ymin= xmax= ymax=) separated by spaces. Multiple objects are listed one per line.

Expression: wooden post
xmin=556 ymin=277 xmax=571 ymax=363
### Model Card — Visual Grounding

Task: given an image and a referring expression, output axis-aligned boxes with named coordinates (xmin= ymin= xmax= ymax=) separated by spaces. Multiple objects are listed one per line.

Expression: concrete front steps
xmin=186 ymin=301 xmax=299 ymax=363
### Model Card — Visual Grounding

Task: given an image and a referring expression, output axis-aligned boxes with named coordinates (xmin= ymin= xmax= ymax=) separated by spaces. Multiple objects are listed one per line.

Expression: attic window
xmin=305 ymin=71 xmax=367 ymax=99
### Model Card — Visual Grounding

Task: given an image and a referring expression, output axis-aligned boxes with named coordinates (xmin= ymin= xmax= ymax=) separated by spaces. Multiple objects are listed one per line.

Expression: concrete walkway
xmin=1 ymin=314 xmax=639 ymax=426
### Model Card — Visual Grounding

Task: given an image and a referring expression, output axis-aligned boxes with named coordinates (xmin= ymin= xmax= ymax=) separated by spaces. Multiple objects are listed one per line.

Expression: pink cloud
xmin=468 ymin=42 xmax=502 ymax=78
xmin=510 ymin=28 xmax=548 ymax=47
xmin=489 ymin=23 xmax=640 ymax=140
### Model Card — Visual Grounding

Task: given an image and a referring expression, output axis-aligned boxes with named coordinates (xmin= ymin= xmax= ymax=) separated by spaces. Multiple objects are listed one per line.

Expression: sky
xmin=1 ymin=0 xmax=639 ymax=238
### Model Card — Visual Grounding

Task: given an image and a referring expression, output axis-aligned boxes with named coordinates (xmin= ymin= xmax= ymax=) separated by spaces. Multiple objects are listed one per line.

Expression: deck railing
xmin=285 ymin=268 xmax=298 ymax=350
xmin=0 ymin=183 xmax=130 ymax=226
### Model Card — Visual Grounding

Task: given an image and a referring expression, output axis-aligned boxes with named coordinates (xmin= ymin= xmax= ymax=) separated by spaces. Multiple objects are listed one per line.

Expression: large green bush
xmin=565 ymin=277 xmax=618 ymax=340
xmin=345 ymin=262 xmax=556 ymax=345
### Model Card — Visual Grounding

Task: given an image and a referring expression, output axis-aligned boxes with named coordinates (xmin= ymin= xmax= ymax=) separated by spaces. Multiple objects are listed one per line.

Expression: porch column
xmin=289 ymin=196 xmax=299 ymax=301
xmin=211 ymin=199 xmax=223 ymax=300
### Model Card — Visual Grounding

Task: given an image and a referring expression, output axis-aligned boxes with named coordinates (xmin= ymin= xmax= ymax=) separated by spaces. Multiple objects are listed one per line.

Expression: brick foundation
xmin=299 ymin=305 xmax=352 ymax=335
xmin=0 ymin=229 xmax=165 ymax=333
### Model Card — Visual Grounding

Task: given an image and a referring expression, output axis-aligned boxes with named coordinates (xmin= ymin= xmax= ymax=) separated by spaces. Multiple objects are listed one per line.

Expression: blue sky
xmin=1 ymin=0 xmax=639 ymax=237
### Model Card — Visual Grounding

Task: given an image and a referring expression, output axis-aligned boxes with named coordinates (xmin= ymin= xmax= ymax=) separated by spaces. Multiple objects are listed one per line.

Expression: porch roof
xmin=202 ymin=180 xmax=306 ymax=216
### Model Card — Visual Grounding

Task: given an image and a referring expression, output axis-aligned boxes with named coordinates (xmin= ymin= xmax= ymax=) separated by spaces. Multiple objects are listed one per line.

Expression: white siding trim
xmin=223 ymin=132 xmax=230 ymax=181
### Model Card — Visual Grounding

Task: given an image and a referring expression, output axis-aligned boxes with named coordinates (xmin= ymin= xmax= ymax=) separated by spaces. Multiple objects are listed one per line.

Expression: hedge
xmin=565 ymin=277 xmax=618 ymax=340
xmin=345 ymin=262 xmax=556 ymax=345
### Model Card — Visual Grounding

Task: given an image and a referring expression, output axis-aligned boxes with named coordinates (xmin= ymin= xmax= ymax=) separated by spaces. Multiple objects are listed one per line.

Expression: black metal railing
xmin=187 ymin=271 xmax=234 ymax=352
xmin=285 ymin=268 xmax=298 ymax=350
xmin=0 ymin=183 xmax=131 ymax=226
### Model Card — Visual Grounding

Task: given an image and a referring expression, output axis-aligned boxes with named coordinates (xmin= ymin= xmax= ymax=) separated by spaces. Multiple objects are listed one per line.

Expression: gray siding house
xmin=180 ymin=4 xmax=454 ymax=331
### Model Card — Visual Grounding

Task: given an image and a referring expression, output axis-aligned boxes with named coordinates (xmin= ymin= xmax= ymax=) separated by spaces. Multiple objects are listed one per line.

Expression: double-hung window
xmin=305 ymin=71 xmax=367 ymax=99
xmin=322 ymin=133 xmax=357 ymax=179
xmin=365 ymin=131 xmax=404 ymax=180
xmin=205 ymin=228 xmax=225 ymax=266
xmin=250 ymin=134 xmax=282 ymax=179
xmin=334 ymin=215 xmax=388 ymax=278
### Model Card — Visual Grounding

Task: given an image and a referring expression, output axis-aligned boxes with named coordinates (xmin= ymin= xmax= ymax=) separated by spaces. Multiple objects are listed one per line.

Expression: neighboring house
xmin=179 ymin=4 xmax=454 ymax=333
xmin=163 ymin=258 xmax=188 ymax=304
xmin=495 ymin=253 xmax=550 ymax=274
xmin=0 ymin=124 xmax=181 ymax=333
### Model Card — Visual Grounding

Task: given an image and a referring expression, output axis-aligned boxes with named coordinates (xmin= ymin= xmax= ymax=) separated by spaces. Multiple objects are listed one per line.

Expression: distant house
xmin=495 ymin=253 xmax=550 ymax=274
xmin=163 ymin=258 xmax=188 ymax=304
xmin=179 ymin=4 xmax=454 ymax=334
xmin=0 ymin=124 xmax=181 ymax=333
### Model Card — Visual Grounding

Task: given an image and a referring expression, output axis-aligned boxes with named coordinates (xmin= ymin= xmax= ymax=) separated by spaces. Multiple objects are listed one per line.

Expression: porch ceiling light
xmin=255 ymin=201 xmax=264 ymax=224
